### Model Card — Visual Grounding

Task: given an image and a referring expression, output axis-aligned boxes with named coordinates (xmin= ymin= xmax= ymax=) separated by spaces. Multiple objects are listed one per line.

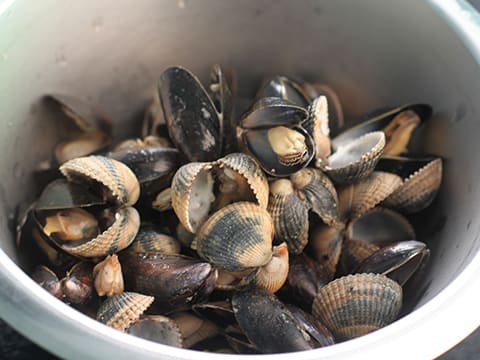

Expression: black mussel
xmin=257 ymin=76 xmax=311 ymax=108
xmin=224 ymin=325 xmax=259 ymax=354
xmin=355 ymin=240 xmax=430 ymax=286
xmin=31 ymin=265 xmax=63 ymax=299
xmin=192 ymin=301 xmax=236 ymax=328
xmin=232 ymin=286 xmax=314 ymax=353
xmin=158 ymin=66 xmax=223 ymax=162
xmin=61 ymin=261 xmax=94 ymax=304
xmin=286 ymin=305 xmax=335 ymax=347
xmin=121 ymin=252 xmax=218 ymax=310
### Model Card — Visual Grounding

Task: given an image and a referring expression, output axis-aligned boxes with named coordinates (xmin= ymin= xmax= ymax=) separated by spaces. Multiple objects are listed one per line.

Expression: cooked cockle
xmin=93 ymin=254 xmax=124 ymax=297
xmin=171 ymin=153 xmax=268 ymax=233
xmin=127 ymin=224 xmax=181 ymax=255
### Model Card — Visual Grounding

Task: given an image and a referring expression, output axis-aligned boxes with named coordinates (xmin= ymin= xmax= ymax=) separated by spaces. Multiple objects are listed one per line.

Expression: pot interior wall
xmin=1 ymin=0 xmax=480 ymax=314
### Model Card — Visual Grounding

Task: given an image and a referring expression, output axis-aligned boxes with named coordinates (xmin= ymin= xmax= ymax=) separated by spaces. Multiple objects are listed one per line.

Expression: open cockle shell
xmin=323 ymin=131 xmax=386 ymax=185
xmin=193 ymin=202 xmax=274 ymax=272
xmin=61 ymin=206 xmax=140 ymax=258
xmin=338 ymin=171 xmax=403 ymax=220
xmin=302 ymin=96 xmax=331 ymax=166
xmin=267 ymin=179 xmax=310 ymax=255
xmin=96 ymin=292 xmax=154 ymax=332
xmin=312 ymin=273 xmax=402 ymax=340
xmin=60 ymin=155 xmax=140 ymax=207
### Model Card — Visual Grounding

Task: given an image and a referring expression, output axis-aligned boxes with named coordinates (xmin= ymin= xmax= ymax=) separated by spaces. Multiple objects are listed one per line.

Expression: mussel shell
xmin=216 ymin=152 xmax=269 ymax=209
xmin=312 ymin=273 xmax=402 ymax=340
xmin=268 ymin=179 xmax=310 ymax=255
xmin=54 ymin=130 xmax=111 ymax=164
xmin=339 ymin=238 xmax=380 ymax=275
xmin=108 ymin=146 xmax=179 ymax=197
xmin=380 ymin=156 xmax=442 ymax=213
xmin=158 ymin=66 xmax=221 ymax=162
xmin=97 ymin=292 xmax=154 ymax=331
xmin=192 ymin=301 xmax=236 ymax=328
xmin=257 ymin=76 xmax=311 ymax=108
xmin=60 ymin=206 xmax=140 ymax=258
xmin=193 ymin=202 xmax=274 ymax=272
xmin=242 ymin=126 xmax=315 ymax=177
xmin=224 ymin=325 xmax=259 ymax=354
xmin=35 ymin=179 xmax=105 ymax=211
xmin=232 ymin=286 xmax=313 ymax=353
xmin=31 ymin=265 xmax=63 ymax=299
xmin=127 ymin=315 xmax=183 ymax=348
xmin=121 ymin=253 xmax=217 ymax=309
xmin=62 ymin=261 xmax=94 ymax=304
xmin=331 ymin=104 xmax=432 ymax=150
xmin=240 ymin=97 xmax=308 ymax=129
xmin=290 ymin=168 xmax=339 ymax=226
xmin=355 ymin=240 xmax=430 ymax=286
xmin=323 ymin=131 xmax=385 ymax=185
xmin=309 ymin=223 xmax=344 ymax=280
xmin=338 ymin=171 xmax=403 ymax=220
xmin=60 ymin=155 xmax=140 ymax=207
xmin=286 ymin=305 xmax=335 ymax=348
xmin=171 ymin=162 xmax=214 ymax=233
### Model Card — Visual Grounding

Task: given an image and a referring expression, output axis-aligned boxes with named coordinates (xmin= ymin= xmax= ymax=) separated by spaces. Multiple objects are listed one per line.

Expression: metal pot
xmin=1 ymin=0 xmax=480 ymax=358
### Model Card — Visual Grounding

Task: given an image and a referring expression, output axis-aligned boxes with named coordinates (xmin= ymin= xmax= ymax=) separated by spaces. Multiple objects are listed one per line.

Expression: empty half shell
xmin=193 ymin=202 xmax=274 ymax=272
xmin=97 ymin=292 xmax=154 ymax=331
xmin=312 ymin=273 xmax=402 ymax=340
xmin=323 ymin=131 xmax=385 ymax=185
xmin=60 ymin=155 xmax=140 ymax=206
xmin=302 ymin=96 xmax=331 ymax=166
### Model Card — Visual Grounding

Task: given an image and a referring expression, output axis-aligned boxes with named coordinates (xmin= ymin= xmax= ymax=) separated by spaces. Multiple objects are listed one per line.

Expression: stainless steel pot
xmin=1 ymin=0 xmax=480 ymax=358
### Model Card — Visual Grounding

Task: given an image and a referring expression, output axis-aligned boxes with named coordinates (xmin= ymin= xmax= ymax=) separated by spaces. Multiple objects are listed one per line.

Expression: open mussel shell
xmin=158 ymin=66 xmax=222 ymax=162
xmin=45 ymin=94 xmax=112 ymax=134
xmin=323 ymin=131 xmax=386 ymax=185
xmin=170 ymin=312 xmax=219 ymax=348
xmin=225 ymin=325 xmax=259 ymax=354
xmin=331 ymin=104 xmax=432 ymax=150
xmin=35 ymin=179 xmax=105 ymax=211
xmin=31 ymin=265 xmax=63 ymax=299
xmin=278 ymin=253 xmax=331 ymax=310
xmin=60 ymin=155 xmax=140 ymax=207
xmin=171 ymin=162 xmax=214 ymax=233
xmin=127 ymin=315 xmax=184 ymax=348
xmin=356 ymin=240 xmax=430 ymax=286
xmin=346 ymin=207 xmax=416 ymax=246
xmin=257 ymin=76 xmax=311 ymax=108
xmin=309 ymin=223 xmax=344 ymax=280
xmin=338 ymin=171 xmax=403 ymax=220
xmin=312 ymin=273 xmax=403 ymax=341
xmin=62 ymin=261 xmax=94 ymax=304
xmin=286 ymin=305 xmax=335 ymax=348
xmin=216 ymin=152 xmax=269 ymax=210
xmin=290 ymin=167 xmax=339 ymax=226
xmin=379 ymin=156 xmax=442 ymax=213
xmin=242 ymin=125 xmax=315 ymax=177
xmin=108 ymin=146 xmax=179 ymax=198
xmin=193 ymin=202 xmax=274 ymax=272
xmin=128 ymin=224 xmax=181 ymax=255
xmin=55 ymin=130 xmax=111 ymax=164
xmin=60 ymin=206 xmax=140 ymax=258
xmin=339 ymin=238 xmax=380 ymax=276
xmin=121 ymin=253 xmax=217 ymax=310
xmin=268 ymin=179 xmax=310 ymax=255
xmin=241 ymin=242 xmax=289 ymax=293
xmin=232 ymin=286 xmax=314 ymax=353
xmin=240 ymin=97 xmax=308 ymax=129
xmin=97 ymin=292 xmax=154 ymax=331
xmin=192 ymin=301 xmax=236 ymax=328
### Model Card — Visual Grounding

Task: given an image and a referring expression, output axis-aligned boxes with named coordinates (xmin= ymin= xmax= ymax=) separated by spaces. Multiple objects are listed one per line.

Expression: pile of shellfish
xmin=17 ymin=65 xmax=442 ymax=354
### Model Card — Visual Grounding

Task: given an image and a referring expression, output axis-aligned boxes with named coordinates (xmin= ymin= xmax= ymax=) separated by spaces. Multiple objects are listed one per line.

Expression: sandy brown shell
xmin=61 ymin=207 xmax=140 ymax=258
xmin=129 ymin=226 xmax=181 ymax=255
xmin=96 ymin=292 xmax=154 ymax=331
xmin=310 ymin=223 xmax=344 ymax=280
xmin=216 ymin=153 xmax=269 ymax=209
xmin=170 ymin=312 xmax=219 ymax=348
xmin=323 ymin=131 xmax=385 ymax=185
xmin=193 ymin=202 xmax=274 ymax=272
xmin=383 ymin=158 xmax=442 ymax=213
xmin=338 ymin=171 xmax=403 ymax=220
xmin=312 ymin=273 xmax=402 ymax=340
xmin=243 ymin=242 xmax=289 ymax=293
xmin=60 ymin=155 xmax=140 ymax=206
xmin=171 ymin=162 xmax=214 ymax=233
xmin=309 ymin=96 xmax=331 ymax=166
xmin=382 ymin=110 xmax=421 ymax=156
xmin=93 ymin=254 xmax=124 ymax=297
xmin=339 ymin=238 xmax=381 ymax=275
xmin=267 ymin=179 xmax=310 ymax=255
xmin=290 ymin=168 xmax=339 ymax=226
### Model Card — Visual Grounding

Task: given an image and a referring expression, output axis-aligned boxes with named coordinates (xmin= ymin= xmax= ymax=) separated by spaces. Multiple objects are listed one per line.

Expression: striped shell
xmin=267 ymin=179 xmax=309 ymax=255
xmin=306 ymin=95 xmax=331 ymax=166
xmin=383 ymin=158 xmax=442 ymax=213
xmin=60 ymin=155 xmax=140 ymax=206
xmin=97 ymin=292 xmax=154 ymax=331
xmin=61 ymin=207 xmax=140 ymax=258
xmin=290 ymin=167 xmax=339 ymax=226
xmin=193 ymin=202 xmax=274 ymax=272
xmin=323 ymin=131 xmax=385 ymax=185
xmin=312 ymin=273 xmax=402 ymax=340
xmin=338 ymin=171 xmax=403 ymax=220
xmin=171 ymin=162 xmax=214 ymax=233
xmin=216 ymin=152 xmax=269 ymax=209
xmin=129 ymin=225 xmax=181 ymax=255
